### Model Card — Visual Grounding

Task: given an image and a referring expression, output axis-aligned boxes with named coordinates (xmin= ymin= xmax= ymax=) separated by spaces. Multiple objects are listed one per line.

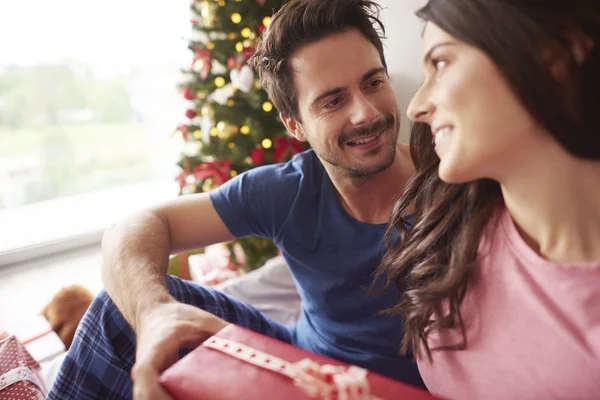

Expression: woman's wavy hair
xmin=376 ymin=0 xmax=600 ymax=360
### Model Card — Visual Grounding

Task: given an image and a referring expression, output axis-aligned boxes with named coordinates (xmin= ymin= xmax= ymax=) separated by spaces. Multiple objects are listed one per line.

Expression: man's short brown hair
xmin=249 ymin=0 xmax=387 ymax=121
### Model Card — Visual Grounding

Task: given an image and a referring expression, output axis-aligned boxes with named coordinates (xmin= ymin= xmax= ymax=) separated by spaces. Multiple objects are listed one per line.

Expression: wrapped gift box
xmin=160 ymin=325 xmax=441 ymax=400
xmin=0 ymin=336 xmax=47 ymax=400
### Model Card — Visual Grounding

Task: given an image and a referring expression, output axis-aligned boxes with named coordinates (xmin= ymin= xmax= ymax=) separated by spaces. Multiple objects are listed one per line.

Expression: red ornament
xmin=183 ymin=87 xmax=195 ymax=100
xmin=251 ymin=148 xmax=266 ymax=165
xmin=273 ymin=137 xmax=304 ymax=163
xmin=227 ymin=56 xmax=237 ymax=70
xmin=257 ymin=23 xmax=266 ymax=34
xmin=191 ymin=18 xmax=199 ymax=26
xmin=185 ymin=109 xmax=197 ymax=119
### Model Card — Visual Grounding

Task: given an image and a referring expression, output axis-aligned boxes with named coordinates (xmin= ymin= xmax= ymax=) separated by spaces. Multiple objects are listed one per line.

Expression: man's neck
xmin=324 ymin=143 xmax=414 ymax=225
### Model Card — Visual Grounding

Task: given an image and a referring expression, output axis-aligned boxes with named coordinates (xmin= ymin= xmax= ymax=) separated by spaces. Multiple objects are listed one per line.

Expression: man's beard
xmin=315 ymin=111 xmax=400 ymax=178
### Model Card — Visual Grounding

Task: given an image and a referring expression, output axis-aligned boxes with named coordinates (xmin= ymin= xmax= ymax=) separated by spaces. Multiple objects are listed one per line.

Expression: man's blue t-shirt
xmin=209 ymin=149 xmax=423 ymax=387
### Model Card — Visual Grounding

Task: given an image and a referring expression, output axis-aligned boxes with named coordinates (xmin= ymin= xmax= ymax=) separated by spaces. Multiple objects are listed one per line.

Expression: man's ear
xmin=280 ymin=112 xmax=307 ymax=142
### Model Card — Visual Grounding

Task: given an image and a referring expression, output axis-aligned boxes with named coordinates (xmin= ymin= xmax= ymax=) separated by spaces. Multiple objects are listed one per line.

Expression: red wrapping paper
xmin=0 ymin=336 xmax=47 ymax=400
xmin=160 ymin=325 xmax=441 ymax=400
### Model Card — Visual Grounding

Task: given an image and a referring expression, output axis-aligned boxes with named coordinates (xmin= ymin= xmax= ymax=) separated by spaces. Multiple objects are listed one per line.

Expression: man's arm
xmin=101 ymin=192 xmax=235 ymax=331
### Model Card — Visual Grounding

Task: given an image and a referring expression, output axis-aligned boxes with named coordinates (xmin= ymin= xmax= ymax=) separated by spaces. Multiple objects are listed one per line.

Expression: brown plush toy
xmin=41 ymin=285 xmax=95 ymax=350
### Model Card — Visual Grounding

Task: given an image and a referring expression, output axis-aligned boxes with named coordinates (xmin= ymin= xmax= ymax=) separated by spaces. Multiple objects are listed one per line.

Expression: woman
xmin=377 ymin=0 xmax=600 ymax=398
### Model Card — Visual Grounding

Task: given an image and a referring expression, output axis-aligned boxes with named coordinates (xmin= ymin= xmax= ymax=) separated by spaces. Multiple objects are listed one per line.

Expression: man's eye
xmin=325 ymin=98 xmax=343 ymax=108
xmin=369 ymin=79 xmax=384 ymax=88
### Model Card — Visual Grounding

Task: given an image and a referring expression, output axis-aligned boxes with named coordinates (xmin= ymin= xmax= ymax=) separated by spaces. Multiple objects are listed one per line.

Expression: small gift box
xmin=160 ymin=325 xmax=440 ymax=400
xmin=0 ymin=336 xmax=47 ymax=400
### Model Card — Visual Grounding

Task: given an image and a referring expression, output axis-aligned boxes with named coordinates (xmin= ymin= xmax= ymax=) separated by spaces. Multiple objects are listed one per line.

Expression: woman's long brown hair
xmin=376 ymin=0 xmax=600 ymax=360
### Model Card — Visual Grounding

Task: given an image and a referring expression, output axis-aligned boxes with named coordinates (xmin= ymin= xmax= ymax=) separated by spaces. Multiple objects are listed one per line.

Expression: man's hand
xmin=131 ymin=300 xmax=229 ymax=400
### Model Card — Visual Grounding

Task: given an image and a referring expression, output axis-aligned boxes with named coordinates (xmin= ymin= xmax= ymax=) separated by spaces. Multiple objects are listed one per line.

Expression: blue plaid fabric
xmin=47 ymin=275 xmax=293 ymax=400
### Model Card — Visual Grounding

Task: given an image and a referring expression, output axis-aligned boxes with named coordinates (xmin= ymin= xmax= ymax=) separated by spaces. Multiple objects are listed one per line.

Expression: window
xmin=0 ymin=0 xmax=191 ymax=265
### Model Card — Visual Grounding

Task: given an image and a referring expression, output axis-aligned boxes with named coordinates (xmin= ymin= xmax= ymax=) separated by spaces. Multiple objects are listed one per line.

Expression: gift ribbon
xmin=203 ymin=337 xmax=382 ymax=400
xmin=0 ymin=366 xmax=46 ymax=394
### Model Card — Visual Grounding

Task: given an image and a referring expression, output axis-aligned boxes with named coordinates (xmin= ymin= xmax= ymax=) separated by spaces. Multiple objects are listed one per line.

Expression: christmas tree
xmin=173 ymin=0 xmax=307 ymax=272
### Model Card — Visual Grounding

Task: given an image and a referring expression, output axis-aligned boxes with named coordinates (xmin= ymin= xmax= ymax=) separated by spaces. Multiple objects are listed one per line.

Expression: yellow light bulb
xmin=228 ymin=32 xmax=237 ymax=40
xmin=231 ymin=13 xmax=242 ymax=24
xmin=193 ymin=130 xmax=202 ymax=139
xmin=262 ymin=16 xmax=272 ymax=27
xmin=215 ymin=76 xmax=226 ymax=87
xmin=206 ymin=42 xmax=215 ymax=50
xmin=240 ymin=125 xmax=250 ymax=135
xmin=210 ymin=127 xmax=219 ymax=137
xmin=227 ymin=99 xmax=235 ymax=107
xmin=241 ymin=27 xmax=252 ymax=38
xmin=235 ymin=42 xmax=244 ymax=52
xmin=262 ymin=101 xmax=274 ymax=112
xmin=218 ymin=0 xmax=225 ymax=6
xmin=230 ymin=170 xmax=238 ymax=178
xmin=262 ymin=138 xmax=273 ymax=149
xmin=217 ymin=121 xmax=225 ymax=131
xmin=228 ymin=142 xmax=236 ymax=149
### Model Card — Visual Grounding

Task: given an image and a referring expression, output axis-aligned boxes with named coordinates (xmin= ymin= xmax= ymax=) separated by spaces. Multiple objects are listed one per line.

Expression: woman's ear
xmin=280 ymin=113 xmax=308 ymax=142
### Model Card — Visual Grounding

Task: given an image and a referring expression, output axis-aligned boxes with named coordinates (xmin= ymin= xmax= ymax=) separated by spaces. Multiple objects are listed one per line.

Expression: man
xmin=48 ymin=1 xmax=421 ymax=398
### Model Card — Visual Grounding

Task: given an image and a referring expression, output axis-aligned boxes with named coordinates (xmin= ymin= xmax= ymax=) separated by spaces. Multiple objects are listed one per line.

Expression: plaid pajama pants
xmin=47 ymin=275 xmax=293 ymax=399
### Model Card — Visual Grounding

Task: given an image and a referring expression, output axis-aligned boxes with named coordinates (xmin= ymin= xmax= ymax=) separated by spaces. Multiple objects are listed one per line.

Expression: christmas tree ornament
xmin=241 ymin=27 xmax=252 ymax=38
xmin=210 ymin=127 xmax=219 ymax=137
xmin=230 ymin=170 xmax=238 ymax=178
xmin=240 ymin=125 xmax=250 ymax=135
xmin=186 ymin=109 xmax=197 ymax=119
xmin=257 ymin=0 xmax=267 ymax=5
xmin=214 ymin=76 xmax=226 ymax=88
xmin=261 ymin=138 xmax=273 ymax=149
xmin=206 ymin=42 xmax=216 ymax=50
xmin=217 ymin=121 xmax=239 ymax=139
xmin=262 ymin=16 xmax=272 ymax=27
xmin=235 ymin=42 xmax=244 ymax=52
xmin=242 ymin=39 xmax=254 ymax=48
xmin=257 ymin=23 xmax=266 ymax=34
xmin=228 ymin=32 xmax=237 ymax=40
xmin=262 ymin=101 xmax=274 ymax=112
xmin=228 ymin=142 xmax=236 ymax=149
xmin=230 ymin=65 xmax=254 ymax=93
xmin=227 ymin=99 xmax=235 ymax=107
xmin=231 ymin=13 xmax=242 ymax=24
xmin=183 ymin=86 xmax=196 ymax=100
xmin=202 ymin=177 xmax=217 ymax=192
xmin=199 ymin=0 xmax=219 ymax=28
